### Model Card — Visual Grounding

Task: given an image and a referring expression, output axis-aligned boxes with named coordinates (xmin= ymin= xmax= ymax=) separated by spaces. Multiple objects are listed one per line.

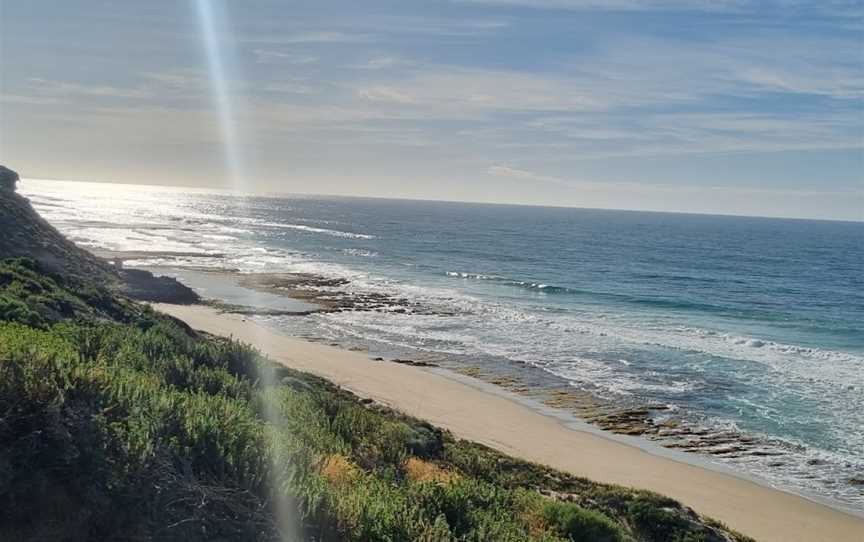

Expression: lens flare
xmin=194 ymin=0 xmax=245 ymax=191
xmin=194 ymin=2 xmax=296 ymax=538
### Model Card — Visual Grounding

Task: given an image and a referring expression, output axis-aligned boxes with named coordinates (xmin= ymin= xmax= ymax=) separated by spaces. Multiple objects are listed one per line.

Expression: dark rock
xmin=237 ymin=272 xmax=455 ymax=316
xmin=118 ymin=268 xmax=199 ymax=304
xmin=705 ymin=446 xmax=746 ymax=456
xmin=390 ymin=358 xmax=438 ymax=368
xmin=0 ymin=165 xmax=19 ymax=191
xmin=746 ymin=449 xmax=785 ymax=457
xmin=214 ymin=302 xmax=316 ymax=316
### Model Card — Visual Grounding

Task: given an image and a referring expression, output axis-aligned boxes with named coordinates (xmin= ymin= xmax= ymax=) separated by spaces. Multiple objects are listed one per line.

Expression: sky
xmin=0 ymin=0 xmax=862 ymax=220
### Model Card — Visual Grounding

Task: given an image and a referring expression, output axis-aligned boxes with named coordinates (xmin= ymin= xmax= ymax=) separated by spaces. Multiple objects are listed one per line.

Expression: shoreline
xmin=437 ymin=366 xmax=864 ymax=519
xmin=145 ymin=264 xmax=864 ymax=511
xmin=155 ymin=302 xmax=864 ymax=542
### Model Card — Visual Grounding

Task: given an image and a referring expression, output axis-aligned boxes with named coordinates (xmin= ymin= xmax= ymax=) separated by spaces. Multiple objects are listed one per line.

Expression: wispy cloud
xmin=248 ymin=31 xmax=374 ymax=45
xmin=26 ymin=78 xmax=152 ymax=100
xmin=353 ymin=68 xmax=605 ymax=113
xmin=488 ymin=165 xmax=573 ymax=186
xmin=512 ymin=110 xmax=862 ymax=158
xmin=2 ymin=1 xmax=860 ymax=218
xmin=257 ymin=81 xmax=316 ymax=95
xmin=455 ymin=0 xmax=863 ymax=17
xmin=357 ymin=86 xmax=418 ymax=105
xmin=141 ymin=70 xmax=208 ymax=91
xmin=487 ymin=164 xmax=860 ymax=198
xmin=456 ymin=0 xmax=735 ymax=11
xmin=353 ymin=56 xmax=409 ymax=70
xmin=252 ymin=49 xmax=319 ymax=65
xmin=736 ymin=66 xmax=863 ymax=99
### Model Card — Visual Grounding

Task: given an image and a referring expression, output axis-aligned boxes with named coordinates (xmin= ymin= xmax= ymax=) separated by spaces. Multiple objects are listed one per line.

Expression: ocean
xmin=22 ymin=179 xmax=864 ymax=512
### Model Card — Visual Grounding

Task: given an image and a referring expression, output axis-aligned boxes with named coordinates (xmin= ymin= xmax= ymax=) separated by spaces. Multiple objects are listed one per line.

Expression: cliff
xmin=0 ymin=165 xmax=199 ymax=304
xmin=0 ymin=165 xmax=19 ymax=191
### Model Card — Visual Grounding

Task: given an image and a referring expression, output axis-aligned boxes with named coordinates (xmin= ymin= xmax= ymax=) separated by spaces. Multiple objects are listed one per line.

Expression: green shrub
xmin=627 ymin=497 xmax=696 ymax=542
xmin=542 ymin=500 xmax=625 ymax=542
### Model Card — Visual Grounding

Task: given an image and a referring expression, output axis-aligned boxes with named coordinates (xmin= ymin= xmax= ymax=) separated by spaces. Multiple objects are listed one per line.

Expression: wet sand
xmin=155 ymin=303 xmax=864 ymax=542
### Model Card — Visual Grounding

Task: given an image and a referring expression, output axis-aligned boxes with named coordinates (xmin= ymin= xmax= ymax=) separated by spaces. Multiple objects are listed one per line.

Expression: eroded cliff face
xmin=0 ymin=166 xmax=117 ymax=282
xmin=0 ymin=165 xmax=19 ymax=192
xmin=0 ymin=165 xmax=199 ymax=304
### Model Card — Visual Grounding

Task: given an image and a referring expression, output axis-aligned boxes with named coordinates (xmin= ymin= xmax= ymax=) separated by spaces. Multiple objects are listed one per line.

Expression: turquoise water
xmin=23 ymin=179 xmax=864 ymax=510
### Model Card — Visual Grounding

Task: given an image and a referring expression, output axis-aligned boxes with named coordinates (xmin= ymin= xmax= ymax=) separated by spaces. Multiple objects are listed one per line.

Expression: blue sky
xmin=0 ymin=0 xmax=861 ymax=219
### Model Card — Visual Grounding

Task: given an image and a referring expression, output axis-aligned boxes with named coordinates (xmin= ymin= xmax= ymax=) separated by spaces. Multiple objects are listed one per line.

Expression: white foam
xmin=255 ymin=221 xmax=375 ymax=240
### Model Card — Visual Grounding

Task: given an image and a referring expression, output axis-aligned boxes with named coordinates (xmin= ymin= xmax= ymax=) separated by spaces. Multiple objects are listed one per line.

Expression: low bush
xmin=542 ymin=501 xmax=625 ymax=542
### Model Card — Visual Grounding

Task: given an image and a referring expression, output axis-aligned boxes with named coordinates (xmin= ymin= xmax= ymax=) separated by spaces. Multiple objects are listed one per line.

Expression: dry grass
xmin=403 ymin=457 xmax=458 ymax=485
xmin=320 ymin=454 xmax=360 ymax=487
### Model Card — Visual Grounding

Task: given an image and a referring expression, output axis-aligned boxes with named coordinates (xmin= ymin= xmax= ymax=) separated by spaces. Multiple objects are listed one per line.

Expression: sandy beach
xmin=156 ymin=303 xmax=864 ymax=542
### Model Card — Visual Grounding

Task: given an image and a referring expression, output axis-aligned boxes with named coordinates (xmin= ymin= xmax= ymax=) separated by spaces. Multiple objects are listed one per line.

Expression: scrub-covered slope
xmin=0 ymin=165 xmax=197 ymax=303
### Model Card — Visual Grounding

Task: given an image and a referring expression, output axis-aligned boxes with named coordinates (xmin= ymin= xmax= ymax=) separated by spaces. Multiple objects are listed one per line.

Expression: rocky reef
xmin=238 ymin=272 xmax=454 ymax=315
xmin=0 ymin=165 xmax=199 ymax=304
xmin=455 ymin=365 xmax=793 ymax=467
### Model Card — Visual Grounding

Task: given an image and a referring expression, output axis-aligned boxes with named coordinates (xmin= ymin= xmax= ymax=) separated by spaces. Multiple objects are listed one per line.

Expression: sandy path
xmin=156 ymin=303 xmax=864 ymax=542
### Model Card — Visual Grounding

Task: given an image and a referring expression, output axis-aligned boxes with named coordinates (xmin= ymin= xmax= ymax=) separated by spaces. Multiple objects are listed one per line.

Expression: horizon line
xmin=20 ymin=176 xmax=864 ymax=225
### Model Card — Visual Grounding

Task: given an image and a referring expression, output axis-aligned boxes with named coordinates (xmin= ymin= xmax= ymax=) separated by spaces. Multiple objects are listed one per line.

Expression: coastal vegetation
xmin=0 ymin=256 xmax=753 ymax=541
